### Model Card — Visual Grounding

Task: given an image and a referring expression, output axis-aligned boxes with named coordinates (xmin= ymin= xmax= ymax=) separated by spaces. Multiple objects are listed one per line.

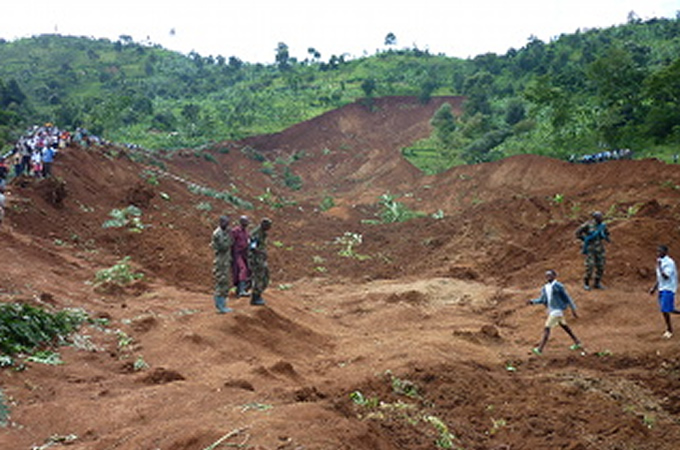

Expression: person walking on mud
xmin=576 ymin=211 xmax=610 ymax=290
xmin=249 ymin=218 xmax=272 ymax=306
xmin=527 ymin=269 xmax=582 ymax=355
xmin=231 ymin=215 xmax=251 ymax=297
xmin=649 ymin=245 xmax=679 ymax=339
xmin=211 ymin=215 xmax=233 ymax=313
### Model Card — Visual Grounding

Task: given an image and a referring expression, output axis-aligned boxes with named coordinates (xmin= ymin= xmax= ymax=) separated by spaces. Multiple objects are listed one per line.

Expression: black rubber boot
xmin=250 ymin=294 xmax=266 ymax=306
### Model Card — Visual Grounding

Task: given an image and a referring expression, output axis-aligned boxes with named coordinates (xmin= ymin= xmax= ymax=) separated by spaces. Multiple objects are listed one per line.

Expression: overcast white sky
xmin=2 ymin=1 xmax=678 ymax=64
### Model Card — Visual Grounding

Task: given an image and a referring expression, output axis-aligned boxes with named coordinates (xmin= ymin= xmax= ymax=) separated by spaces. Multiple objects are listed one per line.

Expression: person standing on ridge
xmin=575 ymin=211 xmax=610 ymax=290
xmin=649 ymin=245 xmax=679 ymax=339
xmin=211 ymin=215 xmax=233 ymax=313
xmin=41 ymin=144 xmax=56 ymax=177
xmin=249 ymin=218 xmax=272 ymax=306
xmin=231 ymin=215 xmax=251 ymax=297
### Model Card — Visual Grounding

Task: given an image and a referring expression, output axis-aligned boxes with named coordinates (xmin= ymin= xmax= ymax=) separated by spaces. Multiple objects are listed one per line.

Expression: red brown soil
xmin=2 ymin=96 xmax=680 ymax=449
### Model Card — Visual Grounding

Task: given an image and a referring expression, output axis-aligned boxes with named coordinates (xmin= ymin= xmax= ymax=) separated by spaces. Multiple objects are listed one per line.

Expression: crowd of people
xmin=0 ymin=124 xmax=110 ymax=188
xmin=568 ymin=148 xmax=633 ymax=164
xmin=527 ymin=211 xmax=678 ymax=355
xmin=211 ymin=215 xmax=273 ymax=313
xmin=1 ymin=124 xmax=69 ymax=181
xmin=0 ymin=123 xmax=117 ymax=231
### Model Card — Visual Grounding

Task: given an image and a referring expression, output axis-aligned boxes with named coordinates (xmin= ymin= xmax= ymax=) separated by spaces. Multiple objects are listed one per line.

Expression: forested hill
xmin=1 ymin=15 xmax=679 ymax=171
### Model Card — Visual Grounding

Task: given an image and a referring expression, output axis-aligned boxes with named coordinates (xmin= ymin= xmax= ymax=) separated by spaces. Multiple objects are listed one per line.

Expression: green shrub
xmin=377 ymin=193 xmax=426 ymax=223
xmin=256 ymin=188 xmax=297 ymax=209
xmin=388 ymin=372 xmax=419 ymax=398
xmin=94 ymin=256 xmax=145 ymax=286
xmin=334 ymin=232 xmax=371 ymax=260
xmin=187 ymin=184 xmax=254 ymax=210
xmin=141 ymin=169 xmax=159 ymax=186
xmin=283 ymin=167 xmax=302 ymax=190
xmin=319 ymin=196 xmax=335 ymax=211
xmin=349 ymin=390 xmax=380 ymax=408
xmin=425 ymin=415 xmax=456 ymax=449
xmin=133 ymin=356 xmax=149 ymax=371
xmin=102 ymin=205 xmax=146 ymax=232
xmin=26 ymin=350 xmax=63 ymax=365
xmin=195 ymin=201 xmax=212 ymax=211
xmin=241 ymin=146 xmax=266 ymax=162
xmin=0 ymin=303 xmax=87 ymax=356
xmin=260 ymin=164 xmax=275 ymax=176
xmin=431 ymin=209 xmax=444 ymax=219
xmin=201 ymin=152 xmax=217 ymax=163
xmin=148 ymin=159 xmax=167 ymax=171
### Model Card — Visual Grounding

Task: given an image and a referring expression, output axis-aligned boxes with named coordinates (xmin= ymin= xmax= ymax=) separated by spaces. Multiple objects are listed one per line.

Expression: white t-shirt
xmin=544 ymin=280 xmax=564 ymax=317
xmin=657 ymin=255 xmax=678 ymax=293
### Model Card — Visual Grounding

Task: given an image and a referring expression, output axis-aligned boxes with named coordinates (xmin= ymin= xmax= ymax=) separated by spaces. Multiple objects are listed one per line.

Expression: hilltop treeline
xmin=0 ymin=13 xmax=679 ymax=172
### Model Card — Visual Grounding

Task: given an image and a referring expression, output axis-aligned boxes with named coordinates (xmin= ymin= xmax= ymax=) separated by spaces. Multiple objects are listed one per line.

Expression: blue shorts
xmin=659 ymin=290 xmax=676 ymax=313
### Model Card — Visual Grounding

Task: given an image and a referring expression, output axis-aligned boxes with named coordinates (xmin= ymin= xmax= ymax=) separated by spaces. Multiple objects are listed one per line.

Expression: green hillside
xmin=1 ymin=14 xmax=679 ymax=172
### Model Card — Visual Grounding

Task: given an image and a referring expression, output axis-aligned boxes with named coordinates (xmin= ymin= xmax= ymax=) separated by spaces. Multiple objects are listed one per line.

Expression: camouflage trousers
xmin=250 ymin=261 xmax=269 ymax=297
xmin=213 ymin=257 xmax=231 ymax=297
xmin=584 ymin=250 xmax=606 ymax=283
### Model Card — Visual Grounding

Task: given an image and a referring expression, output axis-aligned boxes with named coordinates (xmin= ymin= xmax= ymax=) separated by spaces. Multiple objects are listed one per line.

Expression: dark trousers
xmin=20 ymin=156 xmax=31 ymax=175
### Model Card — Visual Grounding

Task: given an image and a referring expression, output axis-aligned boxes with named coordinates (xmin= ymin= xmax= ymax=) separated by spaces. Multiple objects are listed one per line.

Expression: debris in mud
xmin=224 ymin=379 xmax=255 ymax=391
xmin=125 ymin=182 xmax=155 ymax=208
xmin=270 ymin=360 xmax=300 ymax=379
xmin=34 ymin=176 xmax=68 ymax=207
xmin=385 ymin=290 xmax=427 ymax=305
xmin=129 ymin=314 xmax=158 ymax=333
xmin=136 ymin=367 xmax=185 ymax=384
xmin=293 ymin=386 xmax=326 ymax=402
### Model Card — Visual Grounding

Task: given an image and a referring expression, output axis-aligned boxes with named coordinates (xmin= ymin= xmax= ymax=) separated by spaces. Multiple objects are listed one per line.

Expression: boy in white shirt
xmin=649 ymin=245 xmax=679 ymax=338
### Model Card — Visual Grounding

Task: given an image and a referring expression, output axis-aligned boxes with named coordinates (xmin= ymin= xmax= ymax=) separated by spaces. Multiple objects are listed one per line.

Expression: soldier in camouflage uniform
xmin=211 ymin=215 xmax=233 ymax=313
xmin=575 ymin=211 xmax=610 ymax=290
xmin=248 ymin=218 xmax=272 ymax=306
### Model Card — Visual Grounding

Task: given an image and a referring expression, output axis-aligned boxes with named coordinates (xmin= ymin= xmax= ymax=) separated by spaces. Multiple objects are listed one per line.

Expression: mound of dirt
xmin=2 ymin=96 xmax=680 ymax=449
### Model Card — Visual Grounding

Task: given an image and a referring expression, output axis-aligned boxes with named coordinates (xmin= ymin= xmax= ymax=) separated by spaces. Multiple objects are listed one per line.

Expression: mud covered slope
xmin=238 ymin=96 xmax=466 ymax=200
xmin=2 ymin=97 xmax=680 ymax=449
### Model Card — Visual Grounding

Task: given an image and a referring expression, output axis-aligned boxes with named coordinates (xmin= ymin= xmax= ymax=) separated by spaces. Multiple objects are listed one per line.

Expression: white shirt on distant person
xmin=657 ymin=255 xmax=678 ymax=293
